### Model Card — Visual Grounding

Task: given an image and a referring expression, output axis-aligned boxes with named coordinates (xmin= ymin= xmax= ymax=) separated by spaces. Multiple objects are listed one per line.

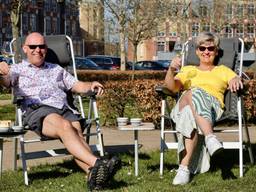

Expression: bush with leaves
xmin=244 ymin=79 xmax=256 ymax=123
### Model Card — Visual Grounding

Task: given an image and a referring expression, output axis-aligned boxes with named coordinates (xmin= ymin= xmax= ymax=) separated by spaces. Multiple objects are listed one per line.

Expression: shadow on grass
xmin=210 ymin=143 xmax=256 ymax=180
xmin=28 ymin=160 xmax=82 ymax=184
xmin=29 ymin=156 xmax=129 ymax=188
xmin=104 ymin=144 xmax=151 ymax=160
xmin=148 ymin=163 xmax=178 ymax=173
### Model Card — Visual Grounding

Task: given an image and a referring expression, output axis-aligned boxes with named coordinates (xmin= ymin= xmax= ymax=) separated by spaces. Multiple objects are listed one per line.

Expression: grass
xmin=0 ymin=93 xmax=11 ymax=100
xmin=0 ymin=150 xmax=256 ymax=192
xmin=1 ymin=93 xmax=256 ymax=191
xmin=0 ymin=104 xmax=15 ymax=121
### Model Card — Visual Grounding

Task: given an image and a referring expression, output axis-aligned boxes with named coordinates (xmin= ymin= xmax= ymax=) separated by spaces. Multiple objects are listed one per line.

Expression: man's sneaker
xmin=87 ymin=159 xmax=109 ymax=191
xmin=172 ymin=165 xmax=190 ymax=185
xmin=205 ymin=134 xmax=224 ymax=156
xmin=106 ymin=156 xmax=122 ymax=180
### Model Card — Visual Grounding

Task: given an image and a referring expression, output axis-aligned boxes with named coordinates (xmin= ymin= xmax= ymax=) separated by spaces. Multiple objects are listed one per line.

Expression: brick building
xmin=79 ymin=0 xmax=104 ymax=56
xmin=0 ymin=0 xmax=82 ymax=55
xmin=128 ymin=0 xmax=256 ymax=62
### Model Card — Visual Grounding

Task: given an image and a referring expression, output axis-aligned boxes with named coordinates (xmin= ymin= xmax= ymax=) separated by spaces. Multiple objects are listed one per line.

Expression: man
xmin=0 ymin=32 xmax=120 ymax=190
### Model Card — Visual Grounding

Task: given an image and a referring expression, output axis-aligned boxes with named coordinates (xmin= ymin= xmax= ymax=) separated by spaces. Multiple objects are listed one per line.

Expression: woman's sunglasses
xmin=198 ymin=46 xmax=216 ymax=52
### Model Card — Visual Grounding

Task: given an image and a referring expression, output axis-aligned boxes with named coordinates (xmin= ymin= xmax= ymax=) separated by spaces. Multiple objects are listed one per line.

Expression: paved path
xmin=1 ymin=125 xmax=256 ymax=171
xmin=0 ymin=99 xmax=12 ymax=106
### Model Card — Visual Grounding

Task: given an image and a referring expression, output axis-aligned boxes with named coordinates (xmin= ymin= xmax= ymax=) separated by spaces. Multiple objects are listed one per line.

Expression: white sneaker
xmin=205 ymin=134 xmax=223 ymax=156
xmin=172 ymin=165 xmax=190 ymax=185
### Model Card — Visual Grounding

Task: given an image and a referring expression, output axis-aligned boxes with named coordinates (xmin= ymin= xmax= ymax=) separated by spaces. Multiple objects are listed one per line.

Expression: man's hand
xmin=228 ymin=76 xmax=243 ymax=92
xmin=0 ymin=61 xmax=10 ymax=76
xmin=90 ymin=81 xmax=104 ymax=96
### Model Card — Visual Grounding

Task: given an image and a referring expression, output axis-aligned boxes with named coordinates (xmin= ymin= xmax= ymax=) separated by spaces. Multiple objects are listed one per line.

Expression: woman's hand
xmin=228 ymin=76 xmax=243 ymax=92
xmin=169 ymin=56 xmax=182 ymax=72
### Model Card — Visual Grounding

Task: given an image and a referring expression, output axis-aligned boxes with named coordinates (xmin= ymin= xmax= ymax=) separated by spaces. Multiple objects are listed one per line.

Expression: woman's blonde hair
xmin=195 ymin=32 xmax=220 ymax=49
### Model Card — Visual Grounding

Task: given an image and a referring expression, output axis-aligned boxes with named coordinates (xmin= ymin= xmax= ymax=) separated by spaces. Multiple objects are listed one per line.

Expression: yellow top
xmin=175 ymin=65 xmax=237 ymax=108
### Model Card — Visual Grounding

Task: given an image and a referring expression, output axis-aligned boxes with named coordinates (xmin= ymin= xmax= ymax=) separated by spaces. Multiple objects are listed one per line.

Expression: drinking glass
xmin=1 ymin=41 xmax=14 ymax=63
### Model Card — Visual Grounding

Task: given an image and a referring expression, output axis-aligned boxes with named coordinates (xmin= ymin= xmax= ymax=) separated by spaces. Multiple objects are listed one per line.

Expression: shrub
xmin=97 ymin=79 xmax=169 ymax=127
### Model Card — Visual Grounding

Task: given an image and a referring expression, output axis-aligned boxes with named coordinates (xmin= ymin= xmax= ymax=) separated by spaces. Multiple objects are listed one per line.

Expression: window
xmin=247 ymin=23 xmax=255 ymax=38
xmin=225 ymin=3 xmax=232 ymax=19
xmin=236 ymin=24 xmax=244 ymax=37
xmin=236 ymin=4 xmax=243 ymax=18
xmin=157 ymin=32 xmax=165 ymax=37
xmin=30 ymin=14 xmax=37 ymax=32
xmin=199 ymin=6 xmax=208 ymax=17
xmin=192 ymin=23 xmax=199 ymax=37
xmin=31 ymin=0 xmax=37 ymax=6
xmin=45 ymin=17 xmax=51 ymax=35
xmin=22 ymin=13 xmax=28 ymax=31
xmin=169 ymin=32 xmax=177 ymax=37
xmin=248 ymin=3 xmax=255 ymax=18
xmin=52 ymin=18 xmax=57 ymax=34
xmin=224 ymin=26 xmax=232 ymax=37
xmin=157 ymin=41 xmax=165 ymax=52
xmin=0 ymin=12 xmax=2 ymax=28
xmin=66 ymin=20 xmax=71 ymax=35
xmin=201 ymin=23 xmax=210 ymax=32
xmin=57 ymin=17 xmax=60 ymax=33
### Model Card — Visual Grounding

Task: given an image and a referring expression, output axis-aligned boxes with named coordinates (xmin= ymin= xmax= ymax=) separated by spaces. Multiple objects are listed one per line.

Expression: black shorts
xmin=23 ymin=105 xmax=85 ymax=138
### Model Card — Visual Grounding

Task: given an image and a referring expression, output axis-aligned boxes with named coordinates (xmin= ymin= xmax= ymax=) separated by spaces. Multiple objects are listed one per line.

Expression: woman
xmin=165 ymin=32 xmax=243 ymax=185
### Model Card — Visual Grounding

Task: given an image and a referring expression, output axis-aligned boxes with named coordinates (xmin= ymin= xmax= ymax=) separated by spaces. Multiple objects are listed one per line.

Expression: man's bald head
xmin=22 ymin=32 xmax=47 ymax=67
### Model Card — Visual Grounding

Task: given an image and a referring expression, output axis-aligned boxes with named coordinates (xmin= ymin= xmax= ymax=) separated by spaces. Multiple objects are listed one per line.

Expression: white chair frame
xmin=10 ymin=35 xmax=104 ymax=185
xmin=158 ymin=37 xmax=254 ymax=178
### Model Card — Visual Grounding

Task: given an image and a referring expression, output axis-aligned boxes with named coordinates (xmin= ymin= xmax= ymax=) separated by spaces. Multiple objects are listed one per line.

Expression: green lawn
xmin=1 ymin=94 xmax=256 ymax=191
xmin=0 ymin=150 xmax=256 ymax=192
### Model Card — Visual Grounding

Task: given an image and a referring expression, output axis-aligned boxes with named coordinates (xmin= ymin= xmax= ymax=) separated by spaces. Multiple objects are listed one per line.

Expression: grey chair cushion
xmin=14 ymin=35 xmax=70 ymax=67
xmin=184 ymin=40 xmax=237 ymax=70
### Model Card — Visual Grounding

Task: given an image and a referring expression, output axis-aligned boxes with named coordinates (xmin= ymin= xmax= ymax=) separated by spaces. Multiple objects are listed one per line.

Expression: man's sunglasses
xmin=198 ymin=46 xmax=216 ymax=52
xmin=26 ymin=44 xmax=46 ymax=49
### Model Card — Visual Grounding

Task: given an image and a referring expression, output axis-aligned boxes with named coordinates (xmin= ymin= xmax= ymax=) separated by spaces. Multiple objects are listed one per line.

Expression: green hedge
xmin=78 ymin=70 xmax=256 ymax=127
xmin=1 ymin=70 xmax=256 ymax=127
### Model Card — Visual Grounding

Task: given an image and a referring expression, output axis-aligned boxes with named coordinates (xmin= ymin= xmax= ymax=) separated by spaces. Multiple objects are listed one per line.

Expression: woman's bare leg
xmin=178 ymin=90 xmax=214 ymax=166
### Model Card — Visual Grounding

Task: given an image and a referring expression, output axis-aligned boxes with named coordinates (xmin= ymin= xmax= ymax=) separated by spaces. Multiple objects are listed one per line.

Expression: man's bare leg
xmin=42 ymin=113 xmax=97 ymax=172
xmin=71 ymin=121 xmax=94 ymax=172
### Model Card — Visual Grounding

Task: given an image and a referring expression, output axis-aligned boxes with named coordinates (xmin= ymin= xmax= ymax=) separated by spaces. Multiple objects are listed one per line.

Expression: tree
xmin=127 ymin=0 xmax=165 ymax=65
xmin=10 ymin=0 xmax=24 ymax=61
xmin=100 ymin=0 xmax=132 ymax=71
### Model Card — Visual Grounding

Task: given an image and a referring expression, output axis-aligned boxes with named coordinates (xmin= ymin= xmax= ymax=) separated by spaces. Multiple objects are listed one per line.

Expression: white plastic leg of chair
xmin=20 ymin=136 xmax=29 ymax=185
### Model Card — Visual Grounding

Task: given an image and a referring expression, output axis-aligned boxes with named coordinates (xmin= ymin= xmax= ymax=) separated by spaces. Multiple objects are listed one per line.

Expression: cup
xmin=0 ymin=120 xmax=12 ymax=132
xmin=130 ymin=118 xmax=142 ymax=126
xmin=117 ymin=117 xmax=129 ymax=127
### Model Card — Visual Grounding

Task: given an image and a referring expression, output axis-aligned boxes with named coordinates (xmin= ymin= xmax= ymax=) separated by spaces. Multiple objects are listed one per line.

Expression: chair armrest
xmin=12 ymin=96 xmax=25 ymax=106
xmin=155 ymin=85 xmax=177 ymax=98
xmin=79 ymin=90 xmax=98 ymax=98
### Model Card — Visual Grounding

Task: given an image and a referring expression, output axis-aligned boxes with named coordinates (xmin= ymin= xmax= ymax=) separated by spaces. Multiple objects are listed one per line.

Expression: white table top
xmin=118 ymin=122 xmax=155 ymax=131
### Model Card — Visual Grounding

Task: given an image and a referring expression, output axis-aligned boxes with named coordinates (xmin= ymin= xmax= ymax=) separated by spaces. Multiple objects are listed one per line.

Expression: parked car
xmin=0 ymin=55 xmax=13 ymax=65
xmin=85 ymin=55 xmax=120 ymax=70
xmin=134 ymin=60 xmax=168 ymax=70
xmin=157 ymin=60 xmax=171 ymax=68
xmin=75 ymin=57 xmax=103 ymax=70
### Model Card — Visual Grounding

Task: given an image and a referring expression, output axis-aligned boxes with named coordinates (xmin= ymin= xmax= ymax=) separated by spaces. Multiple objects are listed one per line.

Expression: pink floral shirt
xmin=9 ymin=60 xmax=77 ymax=111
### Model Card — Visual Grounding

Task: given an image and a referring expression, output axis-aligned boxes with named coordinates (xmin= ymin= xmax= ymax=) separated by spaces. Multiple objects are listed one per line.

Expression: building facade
xmin=0 ymin=0 xmax=82 ymax=55
xmin=79 ymin=0 xmax=104 ymax=56
xmin=128 ymin=0 xmax=256 ymax=61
